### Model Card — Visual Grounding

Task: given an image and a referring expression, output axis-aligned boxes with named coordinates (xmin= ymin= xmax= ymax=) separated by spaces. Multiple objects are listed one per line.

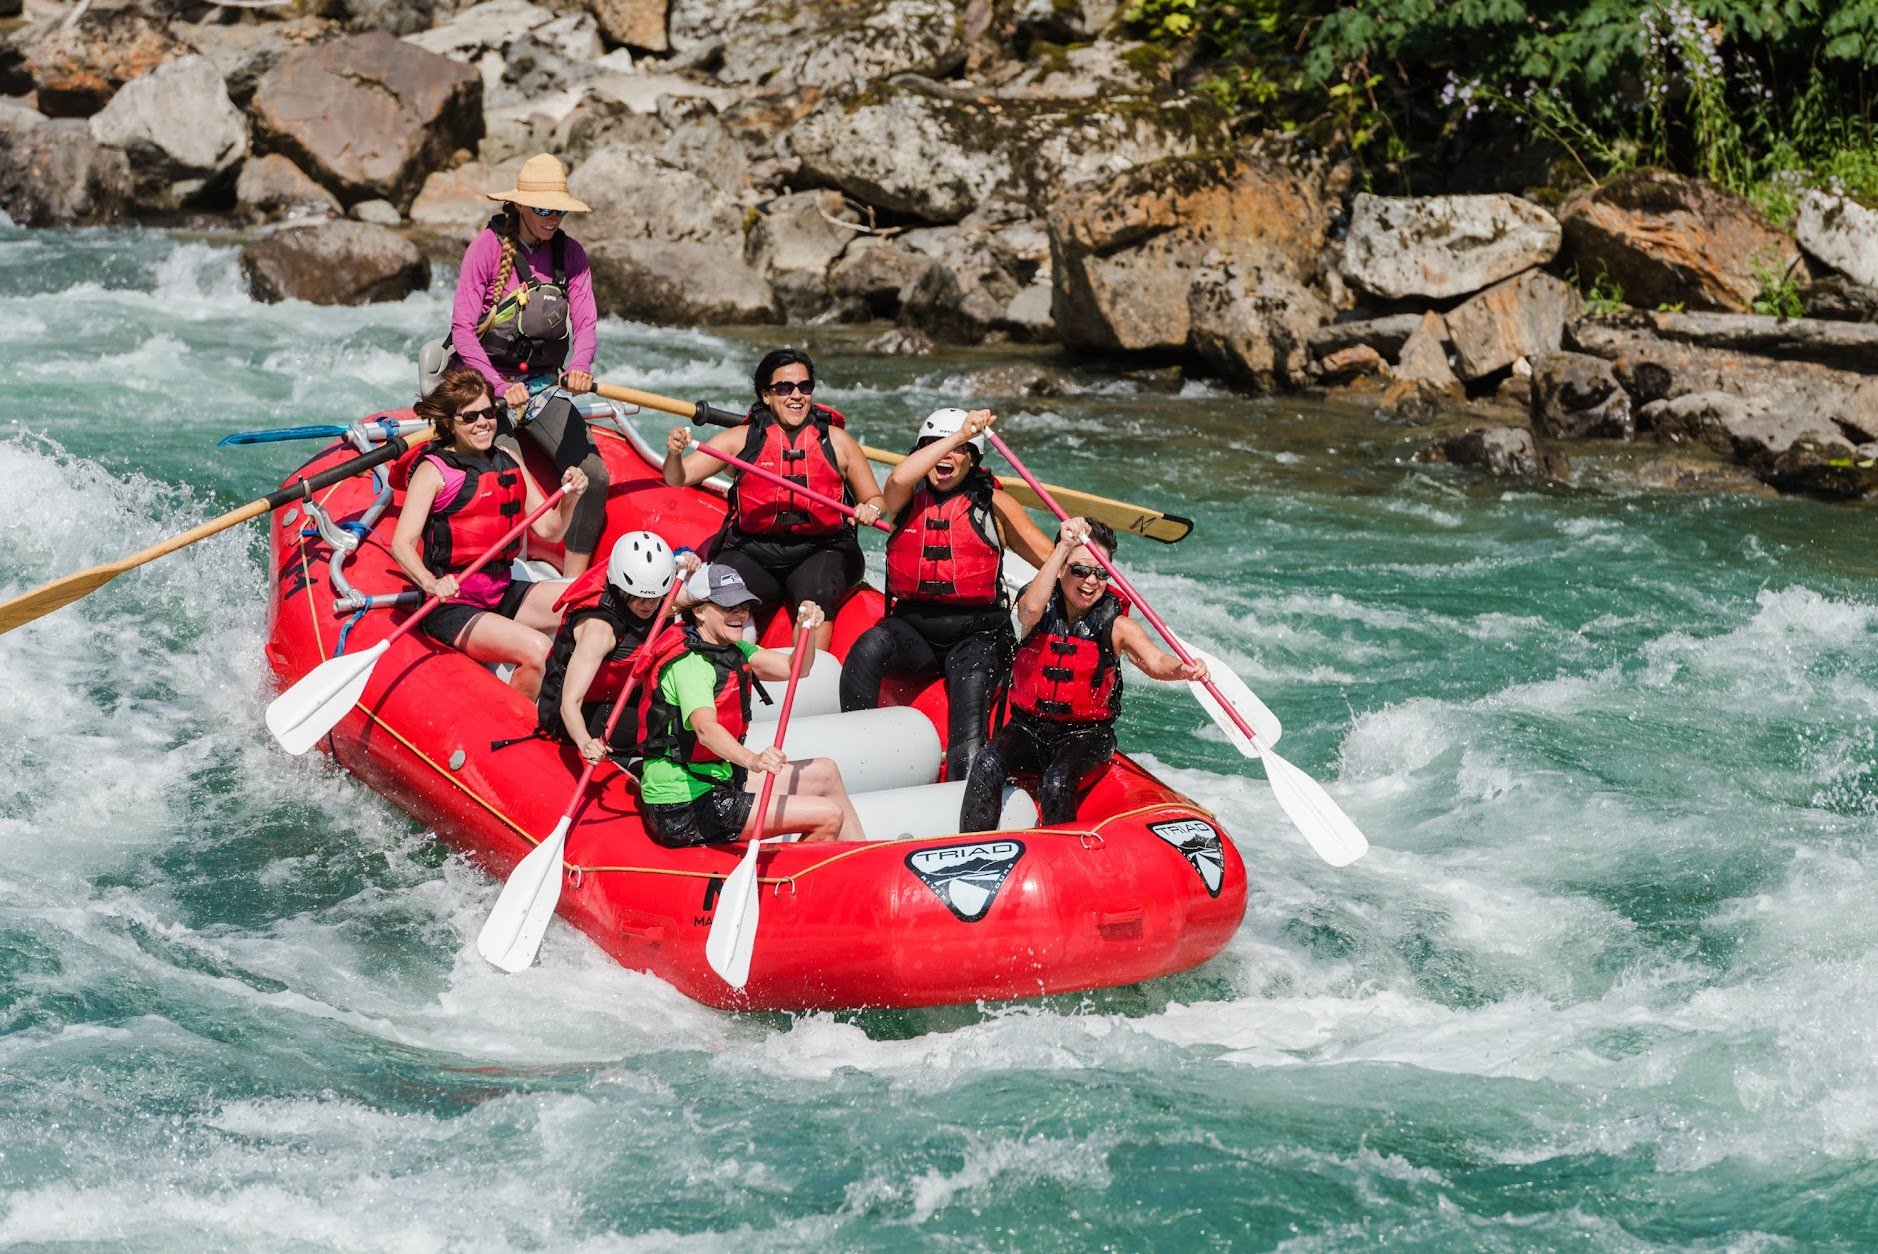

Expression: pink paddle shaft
xmin=689 ymin=441 xmax=891 ymax=533
xmin=985 ymin=431 xmax=1263 ymax=748
xmin=557 ymin=576 xmax=686 ymax=827
xmin=387 ymin=484 xmax=571 ymax=650
xmin=750 ymin=623 xmax=814 ymax=841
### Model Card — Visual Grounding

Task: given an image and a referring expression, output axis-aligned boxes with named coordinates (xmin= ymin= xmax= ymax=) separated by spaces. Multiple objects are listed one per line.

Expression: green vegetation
xmin=1126 ymin=0 xmax=1878 ymax=214
xmin=1567 ymin=262 xmax=1627 ymax=315
xmin=1751 ymin=251 xmax=1807 ymax=317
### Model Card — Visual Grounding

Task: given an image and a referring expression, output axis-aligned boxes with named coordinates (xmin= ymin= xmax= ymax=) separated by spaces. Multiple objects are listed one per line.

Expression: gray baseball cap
xmin=687 ymin=563 xmax=761 ymax=608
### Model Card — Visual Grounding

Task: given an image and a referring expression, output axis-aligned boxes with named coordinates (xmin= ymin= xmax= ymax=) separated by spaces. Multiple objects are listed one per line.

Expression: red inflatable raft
xmin=262 ymin=411 xmax=1247 ymax=1010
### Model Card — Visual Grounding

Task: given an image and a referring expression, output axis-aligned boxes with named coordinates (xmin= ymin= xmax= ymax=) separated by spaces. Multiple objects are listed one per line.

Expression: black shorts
xmin=643 ymin=783 xmax=755 ymax=849
xmin=422 ymin=577 xmax=532 ymax=647
xmin=715 ymin=530 xmax=862 ymax=612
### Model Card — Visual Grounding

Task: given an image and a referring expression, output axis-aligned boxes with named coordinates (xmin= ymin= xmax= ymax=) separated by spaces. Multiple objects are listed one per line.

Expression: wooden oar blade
xmin=476 ymin=818 xmax=571 ymax=972
xmin=265 ymin=641 xmax=387 ymax=755
xmin=1259 ymin=746 xmax=1369 ymax=867
xmin=0 ymin=564 xmax=128 ymax=635
xmin=1174 ymin=641 xmax=1282 ymax=750
xmin=705 ymin=838 xmax=764 ymax=989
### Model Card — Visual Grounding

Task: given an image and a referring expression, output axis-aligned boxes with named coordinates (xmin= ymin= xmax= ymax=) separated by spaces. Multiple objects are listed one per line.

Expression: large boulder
xmin=583 ymin=238 xmax=779 ymax=324
xmin=994 ymin=39 xmax=1166 ymax=101
xmin=1795 ymin=189 xmax=1878 ymax=289
xmin=0 ymin=103 xmax=131 ymax=226
xmin=1339 ymin=193 xmax=1560 ymax=301
xmin=745 ymin=189 xmax=857 ymax=318
xmin=22 ymin=2 xmax=189 ymax=117
xmin=590 ymin=0 xmax=669 ymax=52
xmin=791 ymin=83 xmax=1227 ymax=224
xmin=569 ymin=142 xmax=745 ymax=247
xmin=1391 ymin=310 xmax=1460 ymax=391
xmin=669 ymin=0 xmax=964 ymax=90
xmin=250 ymin=32 xmax=482 ymax=209
xmin=1309 ymin=313 xmax=1424 ymax=362
xmin=1187 ymin=263 xmax=1333 ymax=390
xmin=828 ymin=235 xmax=933 ymax=316
xmin=1049 ymin=148 xmax=1327 ymax=355
xmin=1444 ymin=269 xmax=1576 ymax=380
xmin=1558 ymin=171 xmax=1801 ymax=313
xmin=1419 ymin=426 xmax=1545 ymax=477
xmin=405 ymin=0 xmax=606 ymax=111
xmin=1530 ymin=352 xmax=1633 ymax=440
xmin=1639 ymin=310 xmax=1878 ymax=374
xmin=177 ymin=18 xmax=338 ymax=109
xmin=235 ymin=153 xmax=342 ymax=223
xmin=1013 ymin=0 xmax=1123 ymax=43
xmin=239 ymin=220 xmax=431 ymax=305
xmin=88 ymin=56 xmax=247 ymax=212
xmin=408 ymin=157 xmax=516 ymax=234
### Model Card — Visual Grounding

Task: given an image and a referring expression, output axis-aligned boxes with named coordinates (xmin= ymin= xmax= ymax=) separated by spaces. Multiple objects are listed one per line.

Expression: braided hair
xmin=475 ymin=206 xmax=522 ymax=336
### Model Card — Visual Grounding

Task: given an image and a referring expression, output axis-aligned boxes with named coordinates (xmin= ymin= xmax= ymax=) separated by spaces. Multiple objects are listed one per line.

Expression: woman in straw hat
xmin=449 ymin=153 xmax=610 ymax=576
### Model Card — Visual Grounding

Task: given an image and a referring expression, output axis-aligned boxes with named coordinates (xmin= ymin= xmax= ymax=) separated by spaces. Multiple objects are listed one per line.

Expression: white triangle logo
xmin=1149 ymin=819 xmax=1225 ymax=897
xmin=905 ymin=840 xmax=1026 ymax=923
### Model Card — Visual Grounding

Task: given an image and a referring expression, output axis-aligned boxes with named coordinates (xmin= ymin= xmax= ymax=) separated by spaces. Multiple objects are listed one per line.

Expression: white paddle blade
xmin=705 ymin=837 xmax=764 ymax=989
xmin=1177 ymin=643 xmax=1282 ymax=751
xmin=1259 ymin=746 xmax=1369 ymax=867
xmin=476 ymin=818 xmax=571 ymax=972
xmin=265 ymin=641 xmax=388 ymax=755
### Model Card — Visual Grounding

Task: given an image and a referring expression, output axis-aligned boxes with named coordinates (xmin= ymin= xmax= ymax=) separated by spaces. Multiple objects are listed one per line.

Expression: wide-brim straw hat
xmin=487 ymin=154 xmax=590 ymax=213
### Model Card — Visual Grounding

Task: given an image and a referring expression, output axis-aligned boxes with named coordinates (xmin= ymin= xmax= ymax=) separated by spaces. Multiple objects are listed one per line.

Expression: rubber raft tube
xmin=263 ymin=410 xmax=1248 ymax=1011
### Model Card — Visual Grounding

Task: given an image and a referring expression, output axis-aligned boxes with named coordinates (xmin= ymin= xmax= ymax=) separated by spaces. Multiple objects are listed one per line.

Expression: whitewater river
xmin=3 ymin=225 xmax=1875 ymax=1249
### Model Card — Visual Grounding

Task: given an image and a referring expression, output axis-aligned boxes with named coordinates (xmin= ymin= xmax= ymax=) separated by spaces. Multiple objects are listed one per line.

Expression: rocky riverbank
xmin=5 ymin=0 xmax=1876 ymax=500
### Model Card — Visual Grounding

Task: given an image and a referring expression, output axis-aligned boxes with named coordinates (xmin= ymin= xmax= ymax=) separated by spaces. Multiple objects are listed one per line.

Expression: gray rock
xmin=1642 ymin=310 xmax=1878 ymax=374
xmin=352 ymin=198 xmax=403 ymax=225
xmin=828 ymin=235 xmax=933 ymax=315
xmin=1050 ymin=148 xmax=1326 ymax=354
xmin=1530 ymin=352 xmax=1632 ymax=439
xmin=1002 ymin=279 xmax=1055 ymax=338
xmin=1799 ymin=274 xmax=1878 ymax=323
xmin=240 ymin=220 xmax=431 ymax=305
xmin=88 ymin=57 xmax=247 ymax=212
xmin=408 ymin=158 xmax=514 ymax=234
xmin=1013 ymin=0 xmax=1123 ymax=42
xmin=791 ymin=85 xmax=1227 ymax=224
xmin=404 ymin=0 xmax=556 ymax=64
xmin=235 ymin=152 xmax=341 ymax=223
xmin=747 ymin=190 xmax=856 ymax=280
xmin=1341 ymin=193 xmax=1560 ymax=301
xmin=479 ymin=104 xmax=558 ymax=166
xmin=0 ymin=103 xmax=131 ymax=226
xmin=584 ymin=237 xmax=779 ymax=325
xmin=658 ymin=104 xmax=750 ymax=194
xmin=1637 ymin=391 xmax=1747 ymax=454
xmin=1309 ymin=313 xmax=1425 ymax=360
xmin=1393 ymin=311 xmax=1460 ymax=390
xmin=177 ymin=19 xmax=335 ymax=110
xmin=23 ymin=3 xmax=189 ymax=118
xmin=670 ymin=0 xmax=964 ymax=90
xmin=556 ymin=89 xmax=673 ymax=164
xmin=1432 ymin=427 xmax=1543 ymax=477
xmin=251 ymin=32 xmax=483 ymax=210
xmin=1187 ymin=263 xmax=1332 ymax=390
xmin=569 ymin=143 xmax=745 ymax=247
xmin=1796 ymin=189 xmax=1878 ymax=288
xmin=994 ymin=39 xmax=1162 ymax=101
xmin=1318 ymin=344 xmax=1388 ymax=383
xmin=1445 ymin=269 xmax=1576 ymax=379
xmin=901 ymin=241 xmax=1030 ymax=342
xmin=862 ymin=326 xmax=935 ymax=355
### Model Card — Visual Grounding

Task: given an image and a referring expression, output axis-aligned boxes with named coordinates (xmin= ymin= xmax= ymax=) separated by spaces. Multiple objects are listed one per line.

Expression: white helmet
xmin=917 ymin=407 xmax=984 ymax=455
xmin=606 ymin=531 xmax=676 ymax=598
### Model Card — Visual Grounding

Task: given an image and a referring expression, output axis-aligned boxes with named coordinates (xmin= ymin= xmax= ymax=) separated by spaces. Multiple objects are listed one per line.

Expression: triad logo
xmin=905 ymin=840 xmax=1026 ymax=923
xmin=1150 ymin=819 xmax=1225 ymax=897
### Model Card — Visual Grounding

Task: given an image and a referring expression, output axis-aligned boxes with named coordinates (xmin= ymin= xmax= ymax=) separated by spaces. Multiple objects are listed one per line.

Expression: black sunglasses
xmin=1066 ymin=563 xmax=1111 ymax=581
xmin=764 ymin=379 xmax=815 ymax=396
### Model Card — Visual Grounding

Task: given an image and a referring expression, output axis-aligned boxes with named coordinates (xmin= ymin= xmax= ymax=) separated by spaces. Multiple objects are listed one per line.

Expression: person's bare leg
xmin=456 ymin=614 xmax=552 ymax=700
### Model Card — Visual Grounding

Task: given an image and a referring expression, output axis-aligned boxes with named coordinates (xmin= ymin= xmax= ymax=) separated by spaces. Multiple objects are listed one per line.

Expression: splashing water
xmin=3 ymin=225 xmax=1877 ymax=1247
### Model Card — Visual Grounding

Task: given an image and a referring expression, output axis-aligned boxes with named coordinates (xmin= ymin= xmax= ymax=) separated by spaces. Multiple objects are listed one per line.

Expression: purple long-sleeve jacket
xmin=450 ymin=226 xmax=598 ymax=394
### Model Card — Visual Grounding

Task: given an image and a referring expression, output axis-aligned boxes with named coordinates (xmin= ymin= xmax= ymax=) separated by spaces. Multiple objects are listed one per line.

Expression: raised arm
xmin=748 ymin=601 xmax=825 ymax=679
xmin=527 ymin=466 xmax=588 ymax=543
xmin=663 ymin=425 xmax=745 ymax=487
xmin=1113 ymin=616 xmax=1207 ymax=683
xmin=1014 ymin=521 xmax=1085 ymax=637
xmin=991 ymin=489 xmax=1054 ymax=567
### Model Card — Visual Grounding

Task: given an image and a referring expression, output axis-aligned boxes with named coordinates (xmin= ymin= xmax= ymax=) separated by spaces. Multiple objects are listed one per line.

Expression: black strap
xmin=551 ymin=230 xmax=566 ymax=286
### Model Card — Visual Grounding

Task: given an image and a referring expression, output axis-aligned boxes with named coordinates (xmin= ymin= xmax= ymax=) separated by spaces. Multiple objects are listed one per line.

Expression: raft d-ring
xmin=768 ymin=875 xmax=797 ymax=899
xmin=1078 ymin=831 xmax=1106 ymax=851
xmin=565 ymin=864 xmax=584 ymax=889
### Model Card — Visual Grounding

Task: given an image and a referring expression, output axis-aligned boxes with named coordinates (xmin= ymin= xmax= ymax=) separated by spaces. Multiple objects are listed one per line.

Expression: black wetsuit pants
xmin=498 ymin=392 xmax=610 ymax=559
xmin=959 ymin=711 xmax=1117 ymax=832
xmin=839 ymin=605 xmax=1008 ymax=781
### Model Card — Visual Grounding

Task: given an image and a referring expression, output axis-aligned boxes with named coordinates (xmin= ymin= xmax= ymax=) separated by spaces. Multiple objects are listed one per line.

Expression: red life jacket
xmin=728 ymin=409 xmax=849 ymax=536
xmin=1009 ymin=589 xmax=1126 ymax=724
xmin=638 ymin=630 xmax=754 ymax=765
xmin=535 ymin=584 xmax=679 ymax=745
xmin=885 ymin=470 xmax=1004 ymax=607
xmin=421 ymin=447 xmax=526 ymax=574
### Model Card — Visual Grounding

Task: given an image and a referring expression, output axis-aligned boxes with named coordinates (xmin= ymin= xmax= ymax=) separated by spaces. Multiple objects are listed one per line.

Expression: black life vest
xmin=728 ymin=408 xmax=849 ymax=536
xmin=638 ymin=629 xmax=754 ymax=766
xmin=535 ymin=584 xmax=672 ymax=746
xmin=1009 ymin=588 xmax=1126 ymax=724
xmin=421 ymin=447 xmax=526 ymax=574
xmin=885 ymin=470 xmax=1004 ymax=608
xmin=477 ymin=219 xmax=570 ymax=374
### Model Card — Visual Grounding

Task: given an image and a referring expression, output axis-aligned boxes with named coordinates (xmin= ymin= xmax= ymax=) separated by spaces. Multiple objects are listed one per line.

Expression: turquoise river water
xmin=3 ymin=225 xmax=1877 ymax=1250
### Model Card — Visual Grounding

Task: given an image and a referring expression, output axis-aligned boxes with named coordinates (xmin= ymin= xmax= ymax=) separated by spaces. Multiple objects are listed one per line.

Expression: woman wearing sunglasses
xmin=391 ymin=367 xmax=589 ymax=701
xmin=958 ymin=518 xmax=1207 ymax=833
xmin=661 ymin=348 xmax=885 ymax=649
xmin=448 ymin=153 xmax=610 ymax=576
xmin=837 ymin=407 xmax=1054 ymax=781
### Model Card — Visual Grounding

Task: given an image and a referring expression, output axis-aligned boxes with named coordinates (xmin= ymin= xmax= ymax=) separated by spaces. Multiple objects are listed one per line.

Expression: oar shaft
xmin=750 ymin=624 xmax=813 ymax=842
xmin=986 ymin=431 xmax=1259 ymax=745
xmin=594 ymin=383 xmax=743 ymax=428
xmin=686 ymin=440 xmax=891 ymax=533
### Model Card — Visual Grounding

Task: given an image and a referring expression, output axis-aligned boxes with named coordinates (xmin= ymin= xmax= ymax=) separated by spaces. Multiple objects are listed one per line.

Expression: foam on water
xmin=6 ymin=227 xmax=1878 ymax=1247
